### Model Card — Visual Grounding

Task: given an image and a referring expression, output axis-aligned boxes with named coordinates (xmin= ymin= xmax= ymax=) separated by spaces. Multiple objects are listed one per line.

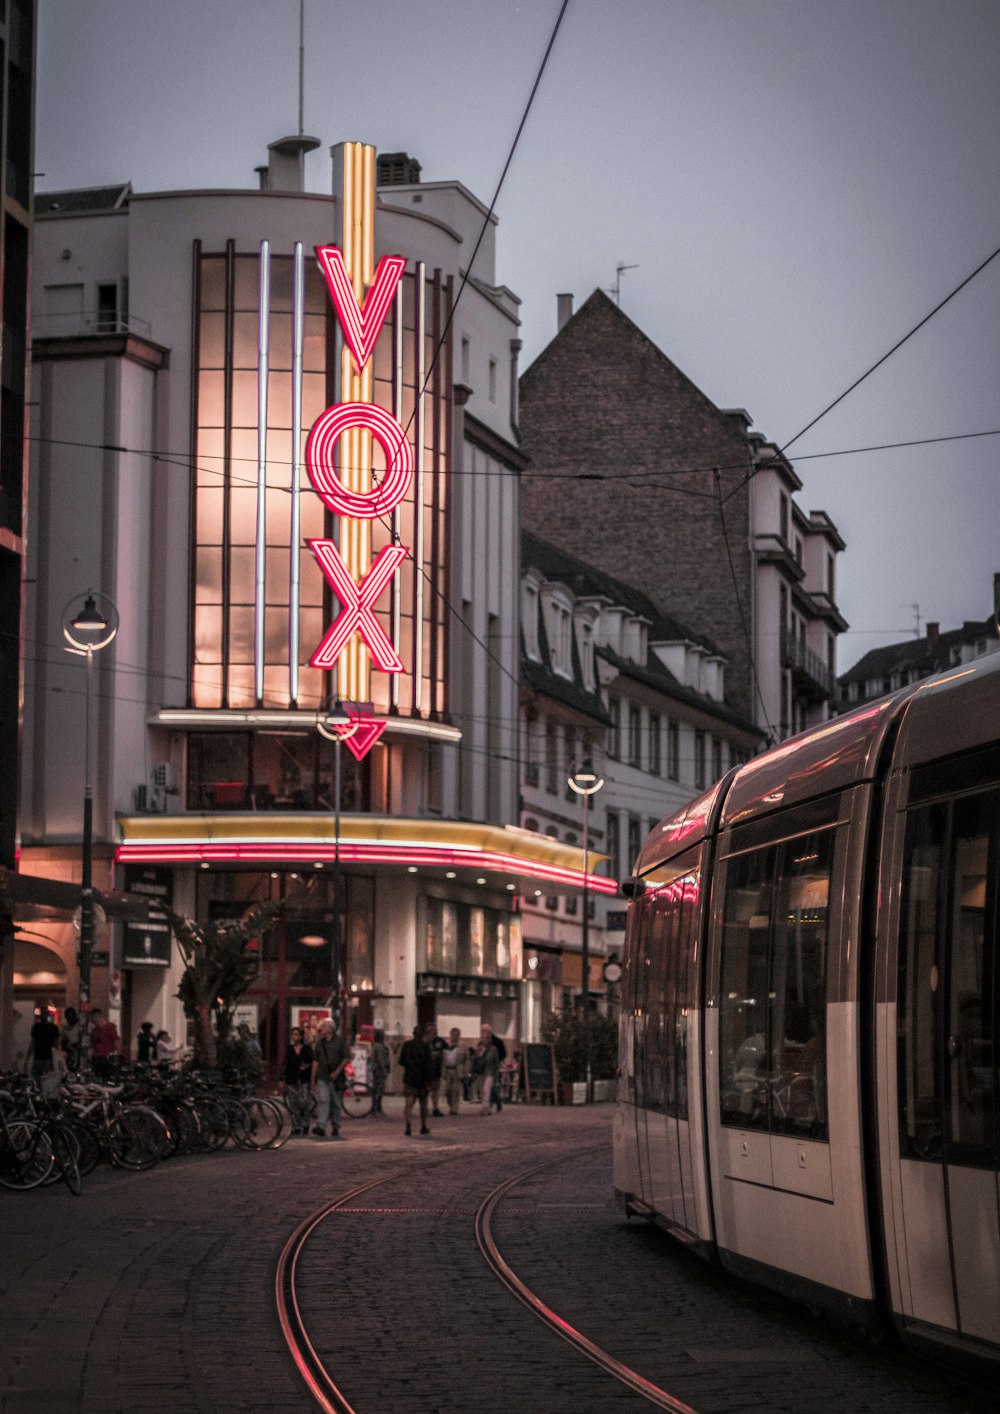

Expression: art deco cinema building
xmin=21 ymin=137 xmax=611 ymax=1065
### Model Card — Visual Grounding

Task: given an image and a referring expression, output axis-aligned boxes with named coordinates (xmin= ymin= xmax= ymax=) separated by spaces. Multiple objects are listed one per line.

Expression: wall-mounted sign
xmin=122 ymin=865 xmax=173 ymax=967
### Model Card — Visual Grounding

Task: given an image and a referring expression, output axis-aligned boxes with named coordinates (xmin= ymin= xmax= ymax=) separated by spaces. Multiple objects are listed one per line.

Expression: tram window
xmin=719 ymin=831 xmax=833 ymax=1139
xmin=720 ymin=846 xmax=775 ymax=1132
xmin=900 ymin=793 xmax=997 ymax=1165
xmin=898 ymin=805 xmax=947 ymax=1161
xmin=948 ymin=793 xmax=995 ymax=1160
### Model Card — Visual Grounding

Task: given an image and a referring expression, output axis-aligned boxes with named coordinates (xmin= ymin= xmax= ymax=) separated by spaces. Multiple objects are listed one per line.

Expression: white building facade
xmin=17 ymin=138 xmax=598 ymax=1069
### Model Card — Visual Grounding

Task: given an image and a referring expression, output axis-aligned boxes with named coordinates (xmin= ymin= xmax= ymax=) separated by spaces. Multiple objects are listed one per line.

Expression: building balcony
xmin=780 ymin=627 xmax=835 ymax=703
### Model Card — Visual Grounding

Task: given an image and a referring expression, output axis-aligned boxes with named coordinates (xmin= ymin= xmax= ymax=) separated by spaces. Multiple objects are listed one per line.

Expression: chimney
xmin=557 ymin=293 xmax=573 ymax=331
xmin=926 ymin=622 xmax=939 ymax=650
xmin=262 ymin=133 xmax=321 ymax=193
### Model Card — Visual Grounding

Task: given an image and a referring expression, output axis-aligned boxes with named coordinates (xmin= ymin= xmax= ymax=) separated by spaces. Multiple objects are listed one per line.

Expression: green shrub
xmin=542 ymin=1008 xmax=617 ymax=1083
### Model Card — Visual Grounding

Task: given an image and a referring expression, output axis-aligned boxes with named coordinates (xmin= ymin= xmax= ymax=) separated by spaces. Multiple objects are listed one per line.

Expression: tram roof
xmin=634 ymin=651 xmax=1000 ymax=874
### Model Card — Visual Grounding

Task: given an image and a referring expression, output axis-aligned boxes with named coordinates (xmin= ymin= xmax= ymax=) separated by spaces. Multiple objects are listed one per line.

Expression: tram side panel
xmin=874 ymin=742 xmax=1000 ymax=1354
xmin=702 ymin=789 xmax=878 ymax=1324
xmin=614 ymin=845 xmax=716 ymax=1248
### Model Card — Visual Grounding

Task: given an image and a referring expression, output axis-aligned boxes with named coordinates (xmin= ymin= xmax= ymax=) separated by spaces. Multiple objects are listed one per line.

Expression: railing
xmin=780 ymin=627 xmax=834 ymax=698
xmin=32 ymin=310 xmax=153 ymax=340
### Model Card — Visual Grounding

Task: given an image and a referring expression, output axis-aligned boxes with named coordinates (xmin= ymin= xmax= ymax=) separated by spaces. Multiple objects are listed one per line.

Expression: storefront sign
xmin=122 ymin=864 xmax=173 ymax=967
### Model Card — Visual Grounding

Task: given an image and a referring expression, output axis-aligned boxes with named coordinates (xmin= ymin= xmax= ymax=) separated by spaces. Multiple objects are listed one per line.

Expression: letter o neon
xmin=305 ymin=402 xmax=413 ymax=519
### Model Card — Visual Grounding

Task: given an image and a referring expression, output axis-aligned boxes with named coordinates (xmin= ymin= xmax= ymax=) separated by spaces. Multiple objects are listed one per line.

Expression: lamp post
xmin=568 ymin=758 xmax=604 ymax=1103
xmin=317 ymin=699 xmax=353 ymax=1017
xmin=62 ymin=591 xmax=118 ymax=1064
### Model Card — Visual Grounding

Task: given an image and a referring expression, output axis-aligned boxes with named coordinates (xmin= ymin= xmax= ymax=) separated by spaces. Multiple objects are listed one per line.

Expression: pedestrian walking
xmin=60 ymin=1005 xmax=82 ymax=1070
xmin=442 ymin=1028 xmax=469 ymax=1115
xmin=370 ymin=1028 xmax=391 ymax=1115
xmin=155 ymin=1028 xmax=185 ymax=1064
xmin=90 ymin=1008 xmax=121 ymax=1079
xmin=475 ymin=1026 xmax=500 ymax=1115
xmin=425 ymin=1022 xmax=447 ymax=1116
xmin=311 ymin=1017 xmax=349 ymax=1139
xmin=136 ymin=1020 xmax=156 ymax=1065
xmin=282 ymin=1026 xmax=313 ymax=1134
xmin=25 ymin=1002 xmax=59 ymax=1080
xmin=399 ymin=1023 xmax=433 ymax=1136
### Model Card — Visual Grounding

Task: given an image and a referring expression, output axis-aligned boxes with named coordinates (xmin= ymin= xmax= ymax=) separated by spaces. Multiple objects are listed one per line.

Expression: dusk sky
xmin=35 ymin=0 xmax=1000 ymax=669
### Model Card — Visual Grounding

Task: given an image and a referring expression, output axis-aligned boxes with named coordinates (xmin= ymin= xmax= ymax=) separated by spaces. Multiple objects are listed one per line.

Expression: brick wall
xmin=519 ymin=291 xmax=756 ymax=719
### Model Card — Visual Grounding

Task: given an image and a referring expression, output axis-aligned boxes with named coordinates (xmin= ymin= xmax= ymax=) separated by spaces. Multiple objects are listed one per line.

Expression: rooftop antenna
xmin=298 ymin=0 xmax=305 ymax=135
xmin=903 ymin=602 xmax=921 ymax=638
xmin=608 ymin=262 xmax=639 ymax=306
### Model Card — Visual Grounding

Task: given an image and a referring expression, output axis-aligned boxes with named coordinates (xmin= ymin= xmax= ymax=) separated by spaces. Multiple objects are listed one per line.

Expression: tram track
xmin=275 ymin=1142 xmax=699 ymax=1414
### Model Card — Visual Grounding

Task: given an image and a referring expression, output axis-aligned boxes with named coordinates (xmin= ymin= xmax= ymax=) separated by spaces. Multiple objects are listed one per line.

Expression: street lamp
xmin=316 ymin=699 xmax=354 ymax=1016
xmin=62 ymin=591 xmax=119 ymax=1064
xmin=568 ymin=758 xmax=604 ymax=1103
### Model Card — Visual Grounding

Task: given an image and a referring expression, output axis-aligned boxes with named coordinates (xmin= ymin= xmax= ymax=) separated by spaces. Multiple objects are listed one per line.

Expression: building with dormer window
xmin=520 ymin=530 xmax=762 ymax=1020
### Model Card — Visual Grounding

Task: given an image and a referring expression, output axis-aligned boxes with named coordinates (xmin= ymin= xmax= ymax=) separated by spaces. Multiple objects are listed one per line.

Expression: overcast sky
xmin=35 ymin=0 xmax=1000 ymax=669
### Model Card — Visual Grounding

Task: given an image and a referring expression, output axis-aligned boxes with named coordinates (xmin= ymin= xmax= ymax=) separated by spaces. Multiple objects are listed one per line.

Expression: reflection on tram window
xmin=719 ymin=830 xmax=833 ymax=1140
xmin=900 ymin=791 xmax=997 ymax=1166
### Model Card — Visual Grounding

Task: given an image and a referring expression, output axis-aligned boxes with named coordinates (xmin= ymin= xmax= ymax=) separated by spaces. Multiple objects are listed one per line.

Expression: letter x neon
xmin=307 ymin=540 xmax=408 ymax=672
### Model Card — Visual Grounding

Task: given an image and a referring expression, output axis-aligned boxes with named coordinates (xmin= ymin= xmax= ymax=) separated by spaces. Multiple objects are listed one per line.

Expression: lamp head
xmin=71 ymin=593 xmax=109 ymax=634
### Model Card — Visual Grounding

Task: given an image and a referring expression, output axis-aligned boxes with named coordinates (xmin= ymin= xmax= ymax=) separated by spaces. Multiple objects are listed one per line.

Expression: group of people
xmin=24 ymin=1002 xmax=123 ymax=1080
xmin=281 ymin=1019 xmax=392 ymax=1139
xmin=399 ymin=1024 xmax=508 ymax=1137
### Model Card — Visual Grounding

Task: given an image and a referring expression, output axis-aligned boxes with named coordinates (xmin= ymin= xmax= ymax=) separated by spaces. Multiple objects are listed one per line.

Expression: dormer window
xmin=573 ymin=605 xmax=599 ymax=691
xmin=541 ymin=585 xmax=574 ymax=678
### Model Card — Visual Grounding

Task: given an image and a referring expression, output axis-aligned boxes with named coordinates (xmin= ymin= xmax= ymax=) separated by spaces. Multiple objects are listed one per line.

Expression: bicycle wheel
xmin=49 ymin=1122 xmax=83 ymax=1196
xmin=107 ymin=1105 xmax=169 ymax=1171
xmin=341 ymin=1083 xmax=374 ymax=1119
xmin=0 ymin=1121 xmax=54 ymax=1190
xmin=72 ymin=1119 xmax=103 ymax=1176
xmin=238 ymin=1096 xmax=283 ymax=1149
xmin=195 ymin=1098 xmax=231 ymax=1153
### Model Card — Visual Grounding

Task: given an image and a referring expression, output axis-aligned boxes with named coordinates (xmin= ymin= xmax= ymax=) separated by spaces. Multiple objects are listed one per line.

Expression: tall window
xmin=667 ymin=719 xmax=679 ymax=781
xmin=628 ymin=704 xmax=642 ymax=768
xmin=545 ymin=718 xmax=559 ymax=794
xmin=605 ymin=810 xmax=620 ymax=884
xmin=694 ymin=731 xmax=706 ymax=790
xmin=607 ymin=697 xmax=621 ymax=759
xmin=649 ymin=713 xmax=662 ymax=776
xmin=191 ymin=249 xmax=450 ymax=714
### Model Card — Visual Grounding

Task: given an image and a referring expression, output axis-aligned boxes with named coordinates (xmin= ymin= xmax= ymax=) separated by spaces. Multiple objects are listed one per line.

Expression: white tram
xmin=614 ymin=652 xmax=1000 ymax=1366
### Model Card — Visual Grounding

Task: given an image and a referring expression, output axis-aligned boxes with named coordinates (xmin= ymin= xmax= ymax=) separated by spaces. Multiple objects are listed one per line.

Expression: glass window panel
xmin=719 ymin=846 xmax=775 ymax=1131
xmin=262 ymin=666 xmax=289 ymax=708
xmin=299 ymin=554 xmax=324 ymax=608
xmin=304 ymin=269 xmax=326 ymax=315
xmin=197 ymin=428 xmax=225 ymax=486
xmin=233 ymin=257 xmax=260 ymax=311
xmin=299 ymin=493 xmax=325 ymax=540
xmin=302 ymin=314 xmax=326 ymax=372
xmin=199 ymin=257 xmax=226 ymax=311
xmin=267 ymin=371 xmax=292 ymax=428
xmin=946 ymin=793 xmax=996 ymax=1163
xmin=267 ymin=430 xmax=292 ymax=480
xmin=770 ymin=831 xmax=833 ymax=1138
xmin=469 ymin=907 xmax=485 ymax=973
xmin=899 ymin=804 xmax=947 ymax=1161
xmin=191 ymin=667 xmax=222 ymax=709
xmin=348 ymin=876 xmax=375 ymax=991
xmin=299 ymin=608 xmax=323 ymax=662
xmin=267 ymin=313 xmax=291 ymax=370
xmin=187 ymin=732 xmax=250 ymax=809
xmin=229 ymin=487 xmax=257 ymax=545
xmin=266 ymin=546 xmax=290 ymax=596
xmin=268 ymin=257 xmax=294 ymax=312
xmin=195 ymin=547 xmax=222 ymax=601
xmin=228 ymin=664 xmax=255 ymax=708
xmin=229 ymin=546 xmax=254 ymax=603
xmin=264 ymin=605 xmax=288 ymax=660
xmin=296 ymin=666 xmax=325 ymax=709
xmin=425 ymin=898 xmax=441 ymax=971
xmin=195 ymin=487 xmax=225 ymax=545
xmin=266 ymin=486 xmax=290 ymax=546
xmin=230 ymin=426 xmax=257 ymax=482
xmin=198 ymin=370 xmax=226 ymax=426
xmin=302 ymin=372 xmax=327 ymax=425
xmin=194 ymin=603 xmax=222 ymax=661
xmin=231 ymin=369 xmax=259 ymax=421
xmin=198 ymin=311 xmax=226 ymax=368
xmin=229 ymin=605 xmax=255 ymax=662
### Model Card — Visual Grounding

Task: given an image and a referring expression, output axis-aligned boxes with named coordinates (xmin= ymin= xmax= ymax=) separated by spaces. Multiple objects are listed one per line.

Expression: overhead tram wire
xmin=723 ymin=239 xmax=1000 ymax=506
xmin=25 ymin=424 xmax=1000 ymax=495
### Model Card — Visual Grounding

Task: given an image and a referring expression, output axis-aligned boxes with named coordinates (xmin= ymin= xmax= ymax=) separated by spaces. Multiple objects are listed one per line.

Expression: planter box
xmin=558 ymin=1081 xmax=587 ymax=1105
xmin=592 ymin=1078 xmax=617 ymax=1103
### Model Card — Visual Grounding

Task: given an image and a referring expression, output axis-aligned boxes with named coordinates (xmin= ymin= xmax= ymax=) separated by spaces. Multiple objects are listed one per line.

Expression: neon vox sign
xmin=305 ymin=248 xmax=409 ymax=683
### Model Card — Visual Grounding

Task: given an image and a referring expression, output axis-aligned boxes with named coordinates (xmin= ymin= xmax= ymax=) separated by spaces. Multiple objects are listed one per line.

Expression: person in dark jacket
xmin=399 ymin=1023 xmax=434 ymax=1136
xmin=136 ymin=1021 xmax=156 ymax=1065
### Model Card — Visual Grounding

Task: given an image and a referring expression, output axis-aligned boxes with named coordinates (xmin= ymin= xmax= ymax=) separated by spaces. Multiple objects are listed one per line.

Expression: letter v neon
xmin=315 ymin=247 xmax=406 ymax=371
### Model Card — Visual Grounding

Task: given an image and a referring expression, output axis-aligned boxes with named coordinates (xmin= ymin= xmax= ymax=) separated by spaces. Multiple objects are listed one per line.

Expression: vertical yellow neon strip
xmin=335 ymin=140 xmax=376 ymax=704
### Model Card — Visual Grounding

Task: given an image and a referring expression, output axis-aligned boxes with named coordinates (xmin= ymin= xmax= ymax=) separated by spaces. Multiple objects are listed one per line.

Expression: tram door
xmin=889 ymin=786 xmax=1000 ymax=1344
